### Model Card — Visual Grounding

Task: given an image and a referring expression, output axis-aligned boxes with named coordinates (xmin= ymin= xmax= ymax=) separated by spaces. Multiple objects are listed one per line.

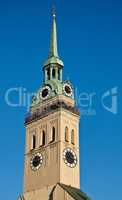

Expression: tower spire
xmin=48 ymin=7 xmax=58 ymax=58
xmin=43 ymin=9 xmax=64 ymax=67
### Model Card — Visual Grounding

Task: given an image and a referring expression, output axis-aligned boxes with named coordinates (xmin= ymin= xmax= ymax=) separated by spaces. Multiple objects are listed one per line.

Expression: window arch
xmin=52 ymin=68 xmax=56 ymax=79
xmin=32 ymin=135 xmax=36 ymax=149
xmin=42 ymin=130 xmax=46 ymax=146
xmin=71 ymin=129 xmax=75 ymax=145
xmin=47 ymin=68 xmax=50 ymax=80
xmin=58 ymin=68 xmax=60 ymax=80
xmin=50 ymin=126 xmax=55 ymax=143
xmin=65 ymin=126 xmax=69 ymax=142
xmin=40 ymin=130 xmax=46 ymax=147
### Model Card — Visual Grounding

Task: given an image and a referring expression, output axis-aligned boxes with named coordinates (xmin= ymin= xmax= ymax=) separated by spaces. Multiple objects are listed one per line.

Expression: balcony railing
xmin=25 ymin=101 xmax=80 ymax=125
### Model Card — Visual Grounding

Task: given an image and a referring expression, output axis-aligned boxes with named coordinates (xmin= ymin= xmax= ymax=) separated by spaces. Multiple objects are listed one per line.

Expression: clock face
xmin=63 ymin=148 xmax=77 ymax=168
xmin=30 ymin=153 xmax=43 ymax=171
xmin=40 ymin=85 xmax=51 ymax=100
xmin=63 ymin=83 xmax=73 ymax=97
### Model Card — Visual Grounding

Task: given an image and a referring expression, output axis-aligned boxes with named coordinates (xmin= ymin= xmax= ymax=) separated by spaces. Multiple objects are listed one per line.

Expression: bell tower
xmin=22 ymin=12 xmax=80 ymax=200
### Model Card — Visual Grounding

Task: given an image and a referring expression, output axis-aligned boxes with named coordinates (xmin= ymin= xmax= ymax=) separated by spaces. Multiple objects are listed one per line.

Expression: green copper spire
xmin=43 ymin=11 xmax=64 ymax=67
xmin=49 ymin=12 xmax=58 ymax=58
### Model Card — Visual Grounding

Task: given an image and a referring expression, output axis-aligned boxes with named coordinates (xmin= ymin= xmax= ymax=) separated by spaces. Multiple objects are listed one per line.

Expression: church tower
xmin=18 ymin=12 xmax=90 ymax=200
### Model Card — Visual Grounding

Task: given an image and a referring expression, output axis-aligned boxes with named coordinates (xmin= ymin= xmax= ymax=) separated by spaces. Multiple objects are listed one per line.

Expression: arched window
xmin=33 ymin=135 xmax=36 ymax=149
xmin=52 ymin=68 xmax=56 ymax=79
xmin=50 ymin=126 xmax=55 ymax=143
xmin=52 ymin=126 xmax=55 ymax=142
xmin=40 ymin=130 xmax=46 ymax=147
xmin=71 ymin=129 xmax=75 ymax=145
xmin=47 ymin=68 xmax=50 ymax=80
xmin=58 ymin=68 xmax=60 ymax=80
xmin=65 ymin=127 xmax=69 ymax=142
xmin=42 ymin=130 xmax=46 ymax=146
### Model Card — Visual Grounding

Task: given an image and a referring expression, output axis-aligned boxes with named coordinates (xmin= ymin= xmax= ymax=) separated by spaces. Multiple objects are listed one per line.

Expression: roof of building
xmin=49 ymin=183 xmax=91 ymax=200
xmin=59 ymin=183 xmax=91 ymax=200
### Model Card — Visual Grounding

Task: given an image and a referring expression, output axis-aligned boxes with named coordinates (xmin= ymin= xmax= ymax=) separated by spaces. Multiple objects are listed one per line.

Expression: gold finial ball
xmin=53 ymin=13 xmax=56 ymax=18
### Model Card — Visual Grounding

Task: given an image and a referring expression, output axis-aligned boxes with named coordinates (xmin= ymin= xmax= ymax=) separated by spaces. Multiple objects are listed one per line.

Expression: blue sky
xmin=0 ymin=0 xmax=122 ymax=199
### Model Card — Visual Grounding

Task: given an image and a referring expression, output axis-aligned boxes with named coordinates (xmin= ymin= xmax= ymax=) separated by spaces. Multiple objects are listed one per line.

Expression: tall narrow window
xmin=52 ymin=68 xmax=56 ymax=79
xmin=65 ymin=127 xmax=69 ymax=142
xmin=47 ymin=68 xmax=50 ymax=80
xmin=58 ymin=68 xmax=60 ymax=80
xmin=42 ymin=130 xmax=46 ymax=146
xmin=44 ymin=70 xmax=46 ymax=82
xmin=71 ymin=129 xmax=75 ymax=145
xmin=52 ymin=127 xmax=55 ymax=142
xmin=50 ymin=126 xmax=55 ymax=143
xmin=33 ymin=135 xmax=36 ymax=149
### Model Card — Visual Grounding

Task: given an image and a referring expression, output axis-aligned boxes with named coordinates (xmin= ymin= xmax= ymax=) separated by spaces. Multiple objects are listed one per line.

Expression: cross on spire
xmin=52 ymin=5 xmax=56 ymax=18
